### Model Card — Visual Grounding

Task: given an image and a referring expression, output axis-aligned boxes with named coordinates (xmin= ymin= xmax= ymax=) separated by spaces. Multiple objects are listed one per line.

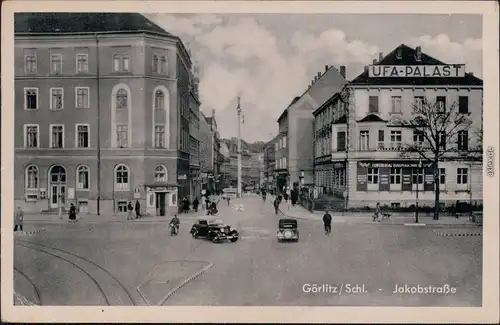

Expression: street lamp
xmin=236 ymin=95 xmax=243 ymax=198
xmin=415 ymin=158 xmax=423 ymax=223
xmin=339 ymin=86 xmax=351 ymax=210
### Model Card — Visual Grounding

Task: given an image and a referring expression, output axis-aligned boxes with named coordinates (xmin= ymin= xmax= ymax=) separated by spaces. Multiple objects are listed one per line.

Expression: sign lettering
xmin=368 ymin=65 xmax=466 ymax=78
xmin=358 ymin=161 xmax=432 ymax=168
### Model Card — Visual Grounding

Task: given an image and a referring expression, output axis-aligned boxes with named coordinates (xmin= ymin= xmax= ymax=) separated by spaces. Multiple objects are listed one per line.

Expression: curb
xmin=435 ymin=232 xmax=483 ymax=237
xmin=14 ymin=228 xmax=47 ymax=236
xmin=157 ymin=261 xmax=213 ymax=305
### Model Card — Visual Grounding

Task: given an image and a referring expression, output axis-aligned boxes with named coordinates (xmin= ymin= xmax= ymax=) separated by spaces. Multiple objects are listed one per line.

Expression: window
xmin=155 ymin=125 xmax=165 ymax=148
xmin=391 ymin=96 xmax=402 ymax=113
xmin=359 ymin=130 xmax=369 ymax=150
xmin=76 ymin=124 xmax=90 ymax=148
xmin=456 ymin=167 xmax=468 ymax=186
xmin=152 ymin=55 xmax=159 ymax=73
xmin=390 ymin=131 xmax=402 ymax=149
xmin=437 ymin=131 xmax=446 ymax=150
xmin=116 ymin=89 xmax=128 ymax=109
xmin=76 ymin=165 xmax=89 ymax=190
xmin=154 ymin=90 xmax=164 ymax=110
xmin=390 ymin=168 xmax=401 ymax=184
xmin=377 ymin=130 xmax=385 ymax=149
xmin=458 ymin=96 xmax=469 ymax=114
xmin=24 ymin=54 xmax=37 ymax=73
xmin=122 ymin=56 xmax=130 ymax=72
xmin=457 ymin=130 xmax=468 ymax=151
xmin=117 ymin=201 xmax=128 ymax=213
xmin=391 ymin=202 xmax=401 ymax=208
xmin=155 ymin=165 xmax=167 ymax=182
xmin=76 ymin=54 xmax=88 ymax=73
xmin=50 ymin=88 xmax=64 ymax=110
xmin=116 ymin=124 xmax=128 ymax=148
xmin=439 ymin=168 xmax=446 ymax=184
xmin=414 ymin=96 xmax=424 ymax=111
xmin=275 ymin=141 xmax=279 ymax=152
xmin=50 ymin=124 xmax=64 ymax=148
xmin=24 ymin=88 xmax=38 ymax=110
xmin=115 ymin=165 xmax=130 ymax=190
xmin=25 ymin=165 xmax=39 ymax=189
xmin=113 ymin=55 xmax=121 ymax=72
xmin=51 ymin=54 xmax=63 ymax=74
xmin=436 ymin=96 xmax=446 ymax=113
xmin=283 ymin=137 xmax=287 ymax=148
xmin=413 ymin=130 xmax=424 ymax=147
xmin=160 ymin=56 xmax=168 ymax=74
xmin=368 ymin=96 xmax=379 ymax=113
xmin=367 ymin=168 xmax=379 ymax=184
xmin=24 ymin=124 xmax=39 ymax=148
xmin=75 ymin=87 xmax=89 ymax=108
xmin=337 ymin=131 xmax=346 ymax=151
xmin=412 ymin=168 xmax=423 ymax=184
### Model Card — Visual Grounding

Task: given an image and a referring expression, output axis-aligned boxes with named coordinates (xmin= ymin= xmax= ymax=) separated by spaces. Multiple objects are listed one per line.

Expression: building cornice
xmin=347 ymin=85 xmax=483 ymax=90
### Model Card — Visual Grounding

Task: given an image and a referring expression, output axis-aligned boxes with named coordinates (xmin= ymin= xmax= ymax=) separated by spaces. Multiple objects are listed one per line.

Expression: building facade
xmin=276 ymin=65 xmax=347 ymax=192
xmin=339 ymin=44 xmax=483 ymax=208
xmin=313 ymin=93 xmax=348 ymax=199
xmin=15 ymin=13 xmax=198 ymax=216
xmin=263 ymin=137 xmax=276 ymax=191
xmin=275 ymin=110 xmax=290 ymax=193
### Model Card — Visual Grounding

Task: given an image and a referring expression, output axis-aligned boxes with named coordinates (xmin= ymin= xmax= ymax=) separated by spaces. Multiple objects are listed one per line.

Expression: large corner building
xmin=15 ymin=13 xmax=202 ymax=216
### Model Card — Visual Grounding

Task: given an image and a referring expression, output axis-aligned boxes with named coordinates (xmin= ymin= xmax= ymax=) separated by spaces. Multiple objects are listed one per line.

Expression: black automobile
xmin=190 ymin=219 xmax=239 ymax=243
xmin=276 ymin=218 xmax=299 ymax=242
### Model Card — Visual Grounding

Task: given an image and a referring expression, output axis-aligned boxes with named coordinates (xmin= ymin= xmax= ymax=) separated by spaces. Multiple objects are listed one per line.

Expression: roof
xmin=277 ymin=108 xmax=289 ymax=123
xmin=14 ymin=13 xmax=172 ymax=37
xmin=357 ymin=114 xmax=388 ymax=123
xmin=350 ymin=44 xmax=483 ymax=86
xmin=313 ymin=93 xmax=340 ymax=116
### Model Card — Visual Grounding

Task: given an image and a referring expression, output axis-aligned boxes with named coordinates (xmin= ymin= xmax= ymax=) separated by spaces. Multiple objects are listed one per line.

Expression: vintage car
xmin=276 ymin=218 xmax=299 ymax=242
xmin=190 ymin=219 xmax=239 ymax=243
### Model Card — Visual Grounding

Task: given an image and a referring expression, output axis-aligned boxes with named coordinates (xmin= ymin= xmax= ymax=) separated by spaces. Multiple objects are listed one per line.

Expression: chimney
xmin=317 ymin=72 xmax=321 ymax=78
xmin=314 ymin=76 xmax=318 ymax=82
xmin=364 ymin=65 xmax=369 ymax=73
xmin=325 ymin=64 xmax=329 ymax=72
xmin=378 ymin=52 xmax=383 ymax=62
xmin=373 ymin=59 xmax=377 ymax=65
xmin=396 ymin=47 xmax=403 ymax=59
xmin=212 ymin=109 xmax=215 ymax=119
xmin=415 ymin=46 xmax=422 ymax=61
xmin=340 ymin=65 xmax=346 ymax=78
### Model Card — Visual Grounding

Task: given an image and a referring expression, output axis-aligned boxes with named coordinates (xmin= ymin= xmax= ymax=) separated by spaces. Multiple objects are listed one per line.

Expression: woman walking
xmin=69 ymin=203 xmax=77 ymax=223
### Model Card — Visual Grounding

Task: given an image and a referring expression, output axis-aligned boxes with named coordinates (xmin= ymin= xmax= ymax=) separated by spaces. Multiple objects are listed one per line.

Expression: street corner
xmin=136 ymin=260 xmax=213 ymax=306
xmin=433 ymin=228 xmax=483 ymax=237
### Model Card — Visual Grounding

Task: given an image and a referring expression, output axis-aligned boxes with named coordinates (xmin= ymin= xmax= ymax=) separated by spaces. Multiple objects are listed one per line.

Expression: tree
xmin=401 ymin=97 xmax=473 ymax=220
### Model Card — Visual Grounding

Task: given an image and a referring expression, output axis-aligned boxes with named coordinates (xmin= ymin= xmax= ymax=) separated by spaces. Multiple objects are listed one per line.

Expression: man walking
xmin=323 ymin=210 xmax=332 ymax=235
xmin=127 ymin=201 xmax=134 ymax=220
xmin=135 ymin=200 xmax=141 ymax=219
xmin=14 ymin=206 xmax=24 ymax=232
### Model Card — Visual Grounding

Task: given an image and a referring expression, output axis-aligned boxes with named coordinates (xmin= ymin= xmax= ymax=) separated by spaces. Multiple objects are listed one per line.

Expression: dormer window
xmin=396 ymin=48 xmax=403 ymax=59
xmin=415 ymin=46 xmax=422 ymax=61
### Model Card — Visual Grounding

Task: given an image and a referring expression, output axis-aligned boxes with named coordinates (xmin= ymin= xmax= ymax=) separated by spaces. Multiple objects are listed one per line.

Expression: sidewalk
xmin=274 ymin=199 xmax=480 ymax=227
xmin=22 ymin=209 xmax=209 ymax=224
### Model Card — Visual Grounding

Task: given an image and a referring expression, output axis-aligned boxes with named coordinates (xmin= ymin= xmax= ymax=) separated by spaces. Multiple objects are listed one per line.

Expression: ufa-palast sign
xmin=368 ymin=65 xmax=465 ymax=78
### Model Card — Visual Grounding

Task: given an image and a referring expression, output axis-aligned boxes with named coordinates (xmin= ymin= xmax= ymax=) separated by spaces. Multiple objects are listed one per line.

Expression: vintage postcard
xmin=1 ymin=0 xmax=499 ymax=323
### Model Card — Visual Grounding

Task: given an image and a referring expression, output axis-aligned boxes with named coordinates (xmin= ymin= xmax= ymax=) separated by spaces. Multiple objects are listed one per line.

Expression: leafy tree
xmin=401 ymin=97 xmax=473 ymax=220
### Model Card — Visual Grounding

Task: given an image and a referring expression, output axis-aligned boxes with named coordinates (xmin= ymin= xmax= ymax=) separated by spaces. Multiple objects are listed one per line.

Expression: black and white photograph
xmin=1 ymin=1 xmax=499 ymax=323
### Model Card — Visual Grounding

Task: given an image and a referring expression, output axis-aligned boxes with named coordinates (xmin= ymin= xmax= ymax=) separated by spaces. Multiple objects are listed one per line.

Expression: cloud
xmin=408 ymin=34 xmax=482 ymax=77
xmin=145 ymin=14 xmax=222 ymax=36
xmin=291 ymin=29 xmax=380 ymax=65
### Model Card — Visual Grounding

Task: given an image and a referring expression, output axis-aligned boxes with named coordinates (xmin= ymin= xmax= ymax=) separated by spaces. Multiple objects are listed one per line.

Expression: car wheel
xmin=211 ymin=235 xmax=219 ymax=243
xmin=192 ymin=230 xmax=198 ymax=238
xmin=230 ymin=237 xmax=238 ymax=242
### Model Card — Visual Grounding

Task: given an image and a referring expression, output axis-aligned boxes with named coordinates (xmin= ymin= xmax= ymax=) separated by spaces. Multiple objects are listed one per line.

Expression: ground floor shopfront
xmin=346 ymin=159 xmax=483 ymax=208
xmin=14 ymin=152 xmax=187 ymax=216
xmin=313 ymin=156 xmax=347 ymax=198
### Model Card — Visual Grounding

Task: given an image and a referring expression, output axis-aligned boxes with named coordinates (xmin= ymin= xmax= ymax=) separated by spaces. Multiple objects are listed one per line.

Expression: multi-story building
xmin=199 ymin=110 xmax=214 ymax=193
xmin=263 ymin=137 xmax=276 ymax=191
xmin=275 ymin=106 xmax=291 ymax=192
xmin=15 ymin=13 xmax=198 ymax=216
xmin=188 ymin=64 xmax=202 ymax=201
xmin=339 ymin=44 xmax=482 ymax=208
xmin=275 ymin=65 xmax=347 ymax=193
xmin=313 ymin=92 xmax=348 ymax=199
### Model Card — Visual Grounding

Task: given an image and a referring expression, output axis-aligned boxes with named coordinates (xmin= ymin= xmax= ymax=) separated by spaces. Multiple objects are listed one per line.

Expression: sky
xmin=145 ymin=13 xmax=483 ymax=142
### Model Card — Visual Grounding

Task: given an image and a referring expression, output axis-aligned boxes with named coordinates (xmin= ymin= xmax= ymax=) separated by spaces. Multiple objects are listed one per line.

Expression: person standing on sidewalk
xmin=14 ymin=206 xmax=24 ymax=232
xmin=373 ymin=202 xmax=381 ymax=222
xmin=69 ymin=203 xmax=77 ymax=223
xmin=135 ymin=200 xmax=141 ymax=219
xmin=127 ymin=201 xmax=134 ymax=220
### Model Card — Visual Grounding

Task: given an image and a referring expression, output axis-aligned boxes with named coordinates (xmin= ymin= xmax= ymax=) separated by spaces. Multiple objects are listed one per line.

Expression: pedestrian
xmin=135 ymin=200 xmax=141 ymax=219
xmin=69 ymin=203 xmax=77 ymax=222
xmin=14 ymin=206 xmax=24 ymax=232
xmin=273 ymin=196 xmax=280 ymax=215
xmin=127 ymin=201 xmax=134 ymax=220
xmin=323 ymin=210 xmax=332 ymax=235
xmin=373 ymin=202 xmax=381 ymax=222
xmin=193 ymin=197 xmax=199 ymax=212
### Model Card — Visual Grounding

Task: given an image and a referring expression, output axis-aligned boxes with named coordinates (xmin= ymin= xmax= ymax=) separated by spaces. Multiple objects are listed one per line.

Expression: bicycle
xmin=324 ymin=223 xmax=331 ymax=235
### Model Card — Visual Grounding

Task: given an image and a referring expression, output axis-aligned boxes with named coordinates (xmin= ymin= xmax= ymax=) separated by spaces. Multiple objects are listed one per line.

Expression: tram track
xmin=14 ymin=266 xmax=42 ymax=305
xmin=15 ymin=239 xmax=136 ymax=306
